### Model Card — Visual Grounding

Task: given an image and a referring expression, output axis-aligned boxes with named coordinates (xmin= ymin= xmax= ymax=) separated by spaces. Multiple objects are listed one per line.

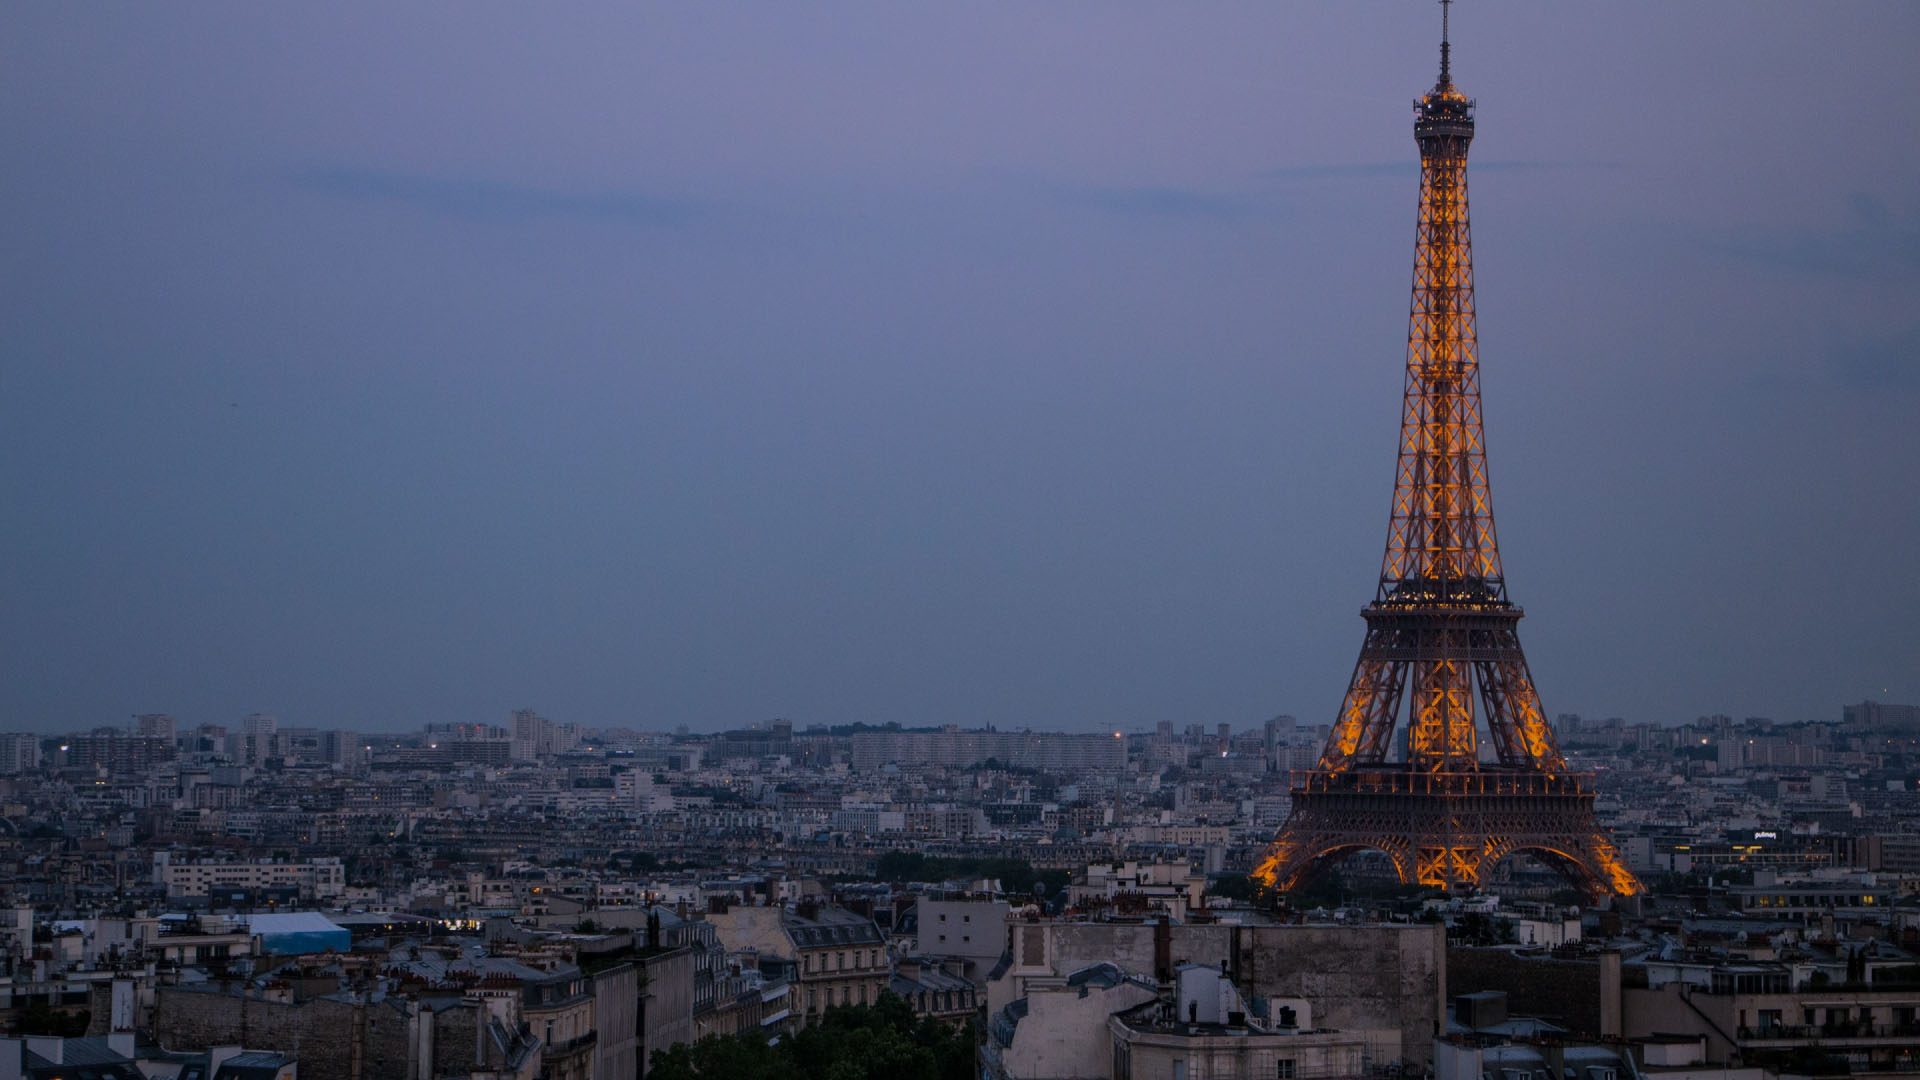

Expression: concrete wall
xmin=153 ymin=987 xmax=413 ymax=1080
xmin=431 ymin=1005 xmax=482 ymax=1079
xmin=593 ymin=963 xmax=641 ymax=1080
xmin=994 ymin=921 xmax=1444 ymax=1066
xmin=1447 ymin=948 xmax=1622 ymax=1037
xmin=705 ymin=907 xmax=788 ymax=958
xmin=1236 ymin=923 xmax=1444 ymax=1065
xmin=916 ymin=899 xmax=1010 ymax=969
xmin=638 ymin=948 xmax=694 ymax=1078
xmin=1000 ymin=978 xmax=1157 ymax=1080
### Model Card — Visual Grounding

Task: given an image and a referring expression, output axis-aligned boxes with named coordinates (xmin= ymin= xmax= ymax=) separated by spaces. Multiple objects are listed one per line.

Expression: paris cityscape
xmin=4 ymin=4 xmax=1918 ymax=1080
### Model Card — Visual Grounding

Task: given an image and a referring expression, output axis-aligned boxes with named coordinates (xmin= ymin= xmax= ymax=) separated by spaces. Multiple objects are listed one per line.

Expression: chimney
xmin=1153 ymin=919 xmax=1172 ymax=984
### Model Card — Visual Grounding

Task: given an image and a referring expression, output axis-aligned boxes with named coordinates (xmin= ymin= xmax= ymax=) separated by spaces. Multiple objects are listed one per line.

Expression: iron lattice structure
xmin=1256 ymin=8 xmax=1640 ymax=902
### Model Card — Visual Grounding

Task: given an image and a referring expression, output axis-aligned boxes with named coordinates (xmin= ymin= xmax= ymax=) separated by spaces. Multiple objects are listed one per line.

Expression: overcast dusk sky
xmin=4 ymin=3 xmax=1916 ymax=735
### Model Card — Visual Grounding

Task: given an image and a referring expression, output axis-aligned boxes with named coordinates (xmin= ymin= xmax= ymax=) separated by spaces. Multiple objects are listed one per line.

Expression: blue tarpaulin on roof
xmin=245 ymin=912 xmax=350 ymax=955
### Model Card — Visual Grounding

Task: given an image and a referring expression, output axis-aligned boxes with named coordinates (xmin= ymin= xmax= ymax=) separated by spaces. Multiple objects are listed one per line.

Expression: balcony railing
xmin=544 ymin=1030 xmax=598 ymax=1057
xmin=1736 ymin=1022 xmax=1920 ymax=1042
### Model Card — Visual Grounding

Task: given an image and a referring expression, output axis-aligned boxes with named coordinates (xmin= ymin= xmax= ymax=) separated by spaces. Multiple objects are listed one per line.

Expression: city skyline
xmin=5 ymin=3 xmax=1917 ymax=735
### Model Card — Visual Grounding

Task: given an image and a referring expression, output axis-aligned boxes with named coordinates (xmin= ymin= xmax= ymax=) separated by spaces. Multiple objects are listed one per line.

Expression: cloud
xmin=1262 ymin=162 xmax=1413 ymax=183
xmin=1056 ymin=183 xmax=1248 ymax=220
xmin=1709 ymin=194 xmax=1920 ymax=279
xmin=1828 ymin=323 xmax=1920 ymax=393
xmin=288 ymin=166 xmax=705 ymax=225
xmin=1258 ymin=159 xmax=1611 ymax=183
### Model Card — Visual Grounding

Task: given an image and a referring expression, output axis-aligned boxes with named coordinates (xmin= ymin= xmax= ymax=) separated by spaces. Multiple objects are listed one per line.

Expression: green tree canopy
xmin=649 ymin=993 xmax=973 ymax=1080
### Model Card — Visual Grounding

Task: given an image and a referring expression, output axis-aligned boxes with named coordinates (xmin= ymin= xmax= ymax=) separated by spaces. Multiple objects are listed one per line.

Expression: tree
xmin=649 ymin=993 xmax=973 ymax=1080
xmin=647 ymin=1029 xmax=787 ymax=1080
xmin=9 ymin=1004 xmax=89 ymax=1038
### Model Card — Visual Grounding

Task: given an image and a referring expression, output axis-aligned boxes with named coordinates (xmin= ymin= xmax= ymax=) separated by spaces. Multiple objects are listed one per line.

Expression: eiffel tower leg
xmin=1320 ymin=653 xmax=1405 ymax=771
xmin=1474 ymin=651 xmax=1563 ymax=769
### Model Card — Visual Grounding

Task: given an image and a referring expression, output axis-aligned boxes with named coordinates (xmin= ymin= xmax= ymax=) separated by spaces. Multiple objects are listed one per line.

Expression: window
xmin=1276 ymin=1060 xmax=1296 ymax=1080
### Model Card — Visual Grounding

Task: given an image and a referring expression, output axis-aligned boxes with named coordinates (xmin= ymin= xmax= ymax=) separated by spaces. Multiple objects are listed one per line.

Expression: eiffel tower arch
xmin=1256 ymin=4 xmax=1640 ymax=904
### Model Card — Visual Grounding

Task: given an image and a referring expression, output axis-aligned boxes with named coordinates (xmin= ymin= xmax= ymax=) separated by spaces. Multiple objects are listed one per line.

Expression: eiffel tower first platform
xmin=1254 ymin=4 xmax=1641 ymax=903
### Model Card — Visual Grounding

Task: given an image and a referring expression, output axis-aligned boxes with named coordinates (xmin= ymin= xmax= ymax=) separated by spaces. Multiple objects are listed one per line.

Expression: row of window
xmin=1744 ymin=1005 xmax=1920 ymax=1028
xmin=916 ymin=988 xmax=975 ymax=1013
xmin=805 ymin=981 xmax=886 ymax=1011
xmin=804 ymin=948 xmax=878 ymax=973
xmin=1746 ymin=893 xmax=1879 ymax=907
xmin=799 ymin=982 xmax=977 ymax=1016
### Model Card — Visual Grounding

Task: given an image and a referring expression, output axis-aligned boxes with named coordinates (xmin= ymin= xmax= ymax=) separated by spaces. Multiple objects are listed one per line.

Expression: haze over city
xmin=4 ymin=2 xmax=1916 ymax=734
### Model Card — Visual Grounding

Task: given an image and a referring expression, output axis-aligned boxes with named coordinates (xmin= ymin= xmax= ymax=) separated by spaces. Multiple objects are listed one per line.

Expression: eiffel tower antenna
xmin=1439 ymin=0 xmax=1452 ymax=88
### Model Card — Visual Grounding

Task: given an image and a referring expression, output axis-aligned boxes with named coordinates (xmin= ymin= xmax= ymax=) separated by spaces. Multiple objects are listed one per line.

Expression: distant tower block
xmin=1255 ymin=4 xmax=1640 ymax=902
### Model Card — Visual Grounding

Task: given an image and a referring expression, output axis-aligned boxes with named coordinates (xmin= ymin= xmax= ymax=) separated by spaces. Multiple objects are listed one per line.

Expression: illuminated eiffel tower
xmin=1255 ymin=3 xmax=1640 ymax=902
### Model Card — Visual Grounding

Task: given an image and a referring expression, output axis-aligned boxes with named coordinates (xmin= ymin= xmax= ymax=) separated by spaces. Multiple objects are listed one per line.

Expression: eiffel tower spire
xmin=1255 ymin=5 xmax=1641 ymax=901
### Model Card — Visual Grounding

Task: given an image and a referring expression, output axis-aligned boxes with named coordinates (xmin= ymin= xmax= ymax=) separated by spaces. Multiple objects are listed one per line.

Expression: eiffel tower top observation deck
xmin=1255 ymin=3 xmax=1640 ymax=899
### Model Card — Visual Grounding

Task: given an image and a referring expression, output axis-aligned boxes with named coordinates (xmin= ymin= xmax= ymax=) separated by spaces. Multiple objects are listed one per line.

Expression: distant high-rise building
xmin=849 ymin=728 xmax=1125 ymax=773
xmin=135 ymin=713 xmax=176 ymax=742
xmin=0 ymin=733 xmax=39 ymax=774
xmin=64 ymin=731 xmax=174 ymax=774
xmin=1264 ymin=715 xmax=1296 ymax=744
xmin=320 ymin=729 xmax=366 ymax=770
xmin=1843 ymin=700 xmax=1920 ymax=731
xmin=239 ymin=712 xmax=278 ymax=763
xmin=510 ymin=708 xmax=556 ymax=760
xmin=1263 ymin=715 xmax=1297 ymax=772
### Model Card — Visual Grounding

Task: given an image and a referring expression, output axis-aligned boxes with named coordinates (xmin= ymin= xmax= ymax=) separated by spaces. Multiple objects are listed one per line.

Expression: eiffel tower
xmin=1255 ymin=3 xmax=1641 ymax=903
